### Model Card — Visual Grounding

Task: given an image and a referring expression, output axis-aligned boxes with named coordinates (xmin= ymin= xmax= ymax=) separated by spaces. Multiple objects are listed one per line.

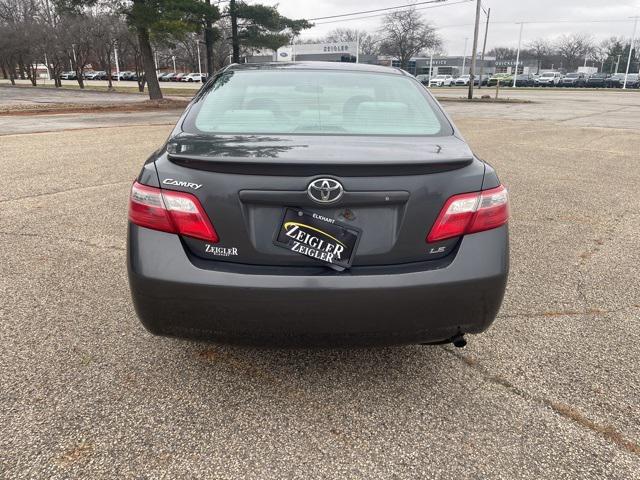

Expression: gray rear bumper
xmin=127 ymin=224 xmax=509 ymax=345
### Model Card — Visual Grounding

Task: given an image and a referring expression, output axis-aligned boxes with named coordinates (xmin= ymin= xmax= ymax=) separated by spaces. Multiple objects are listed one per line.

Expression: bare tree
xmin=0 ymin=0 xmax=42 ymax=85
xmin=91 ymin=13 xmax=120 ymax=89
xmin=527 ymin=38 xmax=554 ymax=73
xmin=324 ymin=28 xmax=381 ymax=56
xmin=378 ymin=7 xmax=440 ymax=70
xmin=555 ymin=33 xmax=593 ymax=71
xmin=588 ymin=38 xmax=612 ymax=70
xmin=65 ymin=14 xmax=95 ymax=88
xmin=488 ymin=46 xmax=518 ymax=60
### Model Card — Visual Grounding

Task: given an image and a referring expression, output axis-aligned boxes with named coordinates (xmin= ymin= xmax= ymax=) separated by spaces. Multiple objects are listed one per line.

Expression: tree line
xmin=299 ymin=16 xmax=639 ymax=75
xmin=2 ymin=1 xmax=636 ymax=100
xmin=489 ymin=34 xmax=639 ymax=73
xmin=297 ymin=7 xmax=443 ymax=69
xmin=0 ymin=3 xmax=444 ymax=97
xmin=0 ymin=0 xmax=311 ymax=99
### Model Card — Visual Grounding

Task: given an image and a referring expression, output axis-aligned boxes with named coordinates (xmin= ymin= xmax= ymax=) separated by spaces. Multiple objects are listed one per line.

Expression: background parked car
xmin=622 ymin=73 xmax=640 ymax=88
xmin=83 ymin=71 xmax=104 ymax=80
xmin=460 ymin=75 xmax=489 ymax=86
xmin=454 ymin=75 xmax=479 ymax=86
xmin=429 ymin=74 xmax=454 ymax=87
xmin=455 ymin=75 xmax=469 ymax=86
xmin=60 ymin=71 xmax=77 ymax=80
xmin=514 ymin=74 xmax=535 ymax=87
xmin=586 ymin=73 xmax=610 ymax=88
xmin=560 ymin=72 xmax=588 ymax=87
xmin=111 ymin=71 xmax=132 ymax=81
xmin=182 ymin=73 xmax=205 ymax=82
xmin=605 ymin=74 xmax=626 ymax=88
xmin=535 ymin=71 xmax=563 ymax=87
xmin=172 ymin=73 xmax=186 ymax=82
xmin=415 ymin=74 xmax=430 ymax=85
xmin=159 ymin=73 xmax=176 ymax=81
xmin=487 ymin=73 xmax=512 ymax=87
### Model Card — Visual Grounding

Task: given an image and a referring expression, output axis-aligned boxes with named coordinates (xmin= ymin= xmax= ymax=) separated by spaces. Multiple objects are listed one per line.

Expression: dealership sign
xmin=495 ymin=60 xmax=523 ymax=67
xmin=276 ymin=42 xmax=357 ymax=60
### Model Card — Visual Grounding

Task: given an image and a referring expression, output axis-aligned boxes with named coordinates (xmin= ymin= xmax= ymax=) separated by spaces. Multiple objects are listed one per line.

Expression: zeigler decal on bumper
xmin=204 ymin=245 xmax=238 ymax=256
xmin=274 ymin=208 xmax=361 ymax=269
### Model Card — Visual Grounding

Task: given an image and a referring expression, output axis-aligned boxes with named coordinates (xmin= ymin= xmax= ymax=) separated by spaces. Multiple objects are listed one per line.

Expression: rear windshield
xmin=183 ymin=69 xmax=450 ymax=136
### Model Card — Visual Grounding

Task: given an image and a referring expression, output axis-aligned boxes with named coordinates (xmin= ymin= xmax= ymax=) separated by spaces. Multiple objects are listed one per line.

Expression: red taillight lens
xmin=128 ymin=182 xmax=174 ymax=234
xmin=128 ymin=181 xmax=219 ymax=243
xmin=427 ymin=185 xmax=509 ymax=243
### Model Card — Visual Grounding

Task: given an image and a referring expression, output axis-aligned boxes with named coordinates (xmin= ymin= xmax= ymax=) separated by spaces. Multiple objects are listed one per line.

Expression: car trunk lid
xmin=156 ymin=134 xmax=485 ymax=267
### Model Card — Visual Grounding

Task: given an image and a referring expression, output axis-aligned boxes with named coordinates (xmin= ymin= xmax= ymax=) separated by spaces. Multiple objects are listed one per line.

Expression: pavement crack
xmin=442 ymin=347 xmax=640 ymax=457
xmin=559 ymin=105 xmax=631 ymax=123
xmin=0 ymin=180 xmax=131 ymax=203
xmin=497 ymin=304 xmax=638 ymax=320
xmin=573 ymin=211 xmax=628 ymax=309
xmin=0 ymin=230 xmax=124 ymax=252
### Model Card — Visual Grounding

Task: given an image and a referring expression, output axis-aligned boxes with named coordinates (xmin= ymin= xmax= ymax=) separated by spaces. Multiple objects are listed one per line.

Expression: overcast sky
xmin=262 ymin=0 xmax=640 ymax=56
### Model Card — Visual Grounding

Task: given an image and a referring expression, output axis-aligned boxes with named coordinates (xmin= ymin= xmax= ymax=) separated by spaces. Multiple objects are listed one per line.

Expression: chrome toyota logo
xmin=307 ymin=178 xmax=343 ymax=204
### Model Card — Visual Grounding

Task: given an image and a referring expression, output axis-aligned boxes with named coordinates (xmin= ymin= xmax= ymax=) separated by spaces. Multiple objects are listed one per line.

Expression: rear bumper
xmin=127 ymin=224 xmax=509 ymax=345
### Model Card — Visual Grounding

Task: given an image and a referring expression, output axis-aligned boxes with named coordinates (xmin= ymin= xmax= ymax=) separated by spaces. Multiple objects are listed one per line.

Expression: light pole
xmin=197 ymin=40 xmax=202 ymax=75
xmin=114 ymin=41 xmax=120 ymax=82
xmin=172 ymin=55 xmax=176 ymax=74
xmin=478 ymin=6 xmax=491 ymax=90
xmin=462 ymin=37 xmax=468 ymax=74
xmin=615 ymin=54 xmax=621 ymax=74
xmin=429 ymin=51 xmax=434 ymax=87
xmin=468 ymin=0 xmax=482 ymax=99
xmin=512 ymin=23 xmax=524 ymax=88
xmin=71 ymin=43 xmax=77 ymax=71
xmin=623 ymin=16 xmax=639 ymax=89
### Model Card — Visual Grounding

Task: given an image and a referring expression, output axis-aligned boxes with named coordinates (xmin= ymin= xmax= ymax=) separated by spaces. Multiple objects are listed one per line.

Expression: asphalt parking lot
xmin=1 ymin=88 xmax=639 ymax=478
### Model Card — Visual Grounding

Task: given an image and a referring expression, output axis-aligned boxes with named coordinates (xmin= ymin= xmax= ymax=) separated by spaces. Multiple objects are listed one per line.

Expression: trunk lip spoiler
xmin=166 ymin=154 xmax=475 ymax=177
xmin=166 ymin=153 xmax=474 ymax=166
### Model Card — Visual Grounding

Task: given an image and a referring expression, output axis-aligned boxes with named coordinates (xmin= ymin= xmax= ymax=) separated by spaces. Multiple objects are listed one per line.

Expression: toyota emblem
xmin=307 ymin=178 xmax=344 ymax=204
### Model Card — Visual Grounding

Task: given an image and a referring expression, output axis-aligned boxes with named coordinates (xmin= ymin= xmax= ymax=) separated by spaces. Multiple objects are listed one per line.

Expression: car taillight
xmin=128 ymin=181 xmax=219 ymax=243
xmin=427 ymin=185 xmax=509 ymax=243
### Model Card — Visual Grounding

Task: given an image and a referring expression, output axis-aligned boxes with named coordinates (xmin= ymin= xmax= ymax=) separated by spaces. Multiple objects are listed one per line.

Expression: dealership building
xmin=388 ymin=57 xmax=538 ymax=77
xmin=387 ymin=56 xmax=495 ymax=76
xmin=246 ymin=42 xmax=540 ymax=77
xmin=247 ymin=41 xmax=378 ymax=65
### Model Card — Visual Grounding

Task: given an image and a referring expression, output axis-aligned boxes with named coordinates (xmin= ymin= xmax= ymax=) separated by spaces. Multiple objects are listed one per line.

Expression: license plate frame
xmin=273 ymin=208 xmax=361 ymax=269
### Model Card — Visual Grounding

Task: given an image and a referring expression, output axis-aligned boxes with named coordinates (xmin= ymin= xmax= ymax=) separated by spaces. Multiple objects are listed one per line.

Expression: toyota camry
xmin=127 ymin=62 xmax=509 ymax=346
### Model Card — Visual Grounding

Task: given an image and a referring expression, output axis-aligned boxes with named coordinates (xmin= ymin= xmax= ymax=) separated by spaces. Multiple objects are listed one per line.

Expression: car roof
xmin=226 ymin=61 xmax=407 ymax=76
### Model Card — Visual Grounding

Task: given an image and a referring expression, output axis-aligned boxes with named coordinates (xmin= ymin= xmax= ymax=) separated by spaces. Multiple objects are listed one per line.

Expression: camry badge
xmin=162 ymin=178 xmax=202 ymax=190
xmin=307 ymin=178 xmax=343 ymax=204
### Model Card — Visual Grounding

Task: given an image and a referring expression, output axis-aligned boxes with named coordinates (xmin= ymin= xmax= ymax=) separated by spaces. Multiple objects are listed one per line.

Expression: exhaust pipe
xmin=451 ymin=333 xmax=467 ymax=348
